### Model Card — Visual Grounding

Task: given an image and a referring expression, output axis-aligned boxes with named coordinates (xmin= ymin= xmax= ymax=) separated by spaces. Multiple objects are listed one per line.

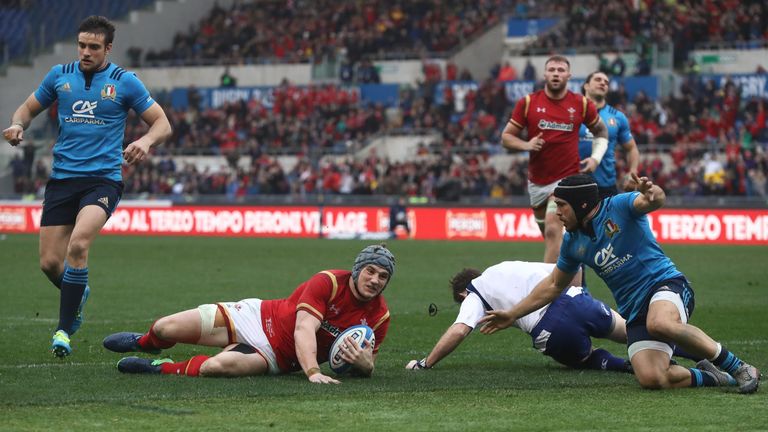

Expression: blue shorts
xmin=41 ymin=177 xmax=123 ymax=226
xmin=626 ymin=277 xmax=695 ymax=356
xmin=530 ymin=288 xmax=614 ymax=367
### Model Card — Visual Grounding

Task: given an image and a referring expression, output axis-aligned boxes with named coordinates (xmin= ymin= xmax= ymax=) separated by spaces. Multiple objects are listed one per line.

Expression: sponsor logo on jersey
xmin=320 ymin=320 xmax=342 ymax=338
xmin=536 ymin=107 xmax=546 ymax=113
xmin=57 ymin=82 xmax=71 ymax=92
xmin=594 ymin=244 xmax=633 ymax=276
xmin=608 ymin=117 xmax=617 ymax=126
xmin=446 ymin=210 xmax=487 ymax=239
xmin=72 ymin=100 xmax=98 ymax=118
xmin=65 ymin=100 xmax=105 ymax=125
xmin=604 ymin=219 xmax=620 ymax=238
xmin=101 ymin=83 xmax=117 ymax=101
xmin=98 ymin=196 xmax=109 ymax=207
xmin=537 ymin=119 xmax=574 ymax=131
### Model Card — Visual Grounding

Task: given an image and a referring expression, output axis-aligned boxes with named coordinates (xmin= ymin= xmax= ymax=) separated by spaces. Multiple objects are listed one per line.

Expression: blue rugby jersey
xmin=34 ymin=61 xmax=155 ymax=181
xmin=556 ymin=192 xmax=683 ymax=322
xmin=578 ymin=104 xmax=633 ymax=188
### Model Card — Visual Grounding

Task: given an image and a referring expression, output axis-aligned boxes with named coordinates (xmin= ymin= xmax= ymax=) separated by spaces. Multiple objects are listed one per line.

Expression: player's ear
xmin=105 ymin=43 xmax=113 ymax=55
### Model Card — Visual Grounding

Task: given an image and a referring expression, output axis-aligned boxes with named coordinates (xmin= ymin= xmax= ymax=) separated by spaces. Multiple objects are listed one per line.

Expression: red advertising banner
xmin=1 ymin=203 xmax=767 ymax=244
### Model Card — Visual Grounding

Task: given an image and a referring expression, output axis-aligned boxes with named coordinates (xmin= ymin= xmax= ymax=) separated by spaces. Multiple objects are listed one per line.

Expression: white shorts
xmin=215 ymin=298 xmax=280 ymax=374
xmin=527 ymin=179 xmax=560 ymax=208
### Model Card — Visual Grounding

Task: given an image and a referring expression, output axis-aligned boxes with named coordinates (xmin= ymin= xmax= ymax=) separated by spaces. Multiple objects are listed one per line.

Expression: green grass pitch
xmin=0 ymin=234 xmax=766 ymax=431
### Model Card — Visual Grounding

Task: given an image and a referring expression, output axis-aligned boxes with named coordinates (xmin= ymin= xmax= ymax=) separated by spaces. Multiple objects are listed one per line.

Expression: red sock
xmin=138 ymin=321 xmax=176 ymax=350
xmin=160 ymin=355 xmax=210 ymax=376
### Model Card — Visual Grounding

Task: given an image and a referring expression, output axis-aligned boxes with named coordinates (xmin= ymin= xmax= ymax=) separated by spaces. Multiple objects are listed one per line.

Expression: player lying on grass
xmin=103 ymin=245 xmax=394 ymax=384
xmin=406 ymin=261 xmax=634 ymax=373
xmin=480 ymin=174 xmax=761 ymax=393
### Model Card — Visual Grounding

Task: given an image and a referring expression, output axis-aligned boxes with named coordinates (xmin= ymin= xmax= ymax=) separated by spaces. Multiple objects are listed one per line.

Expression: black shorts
xmin=41 ymin=177 xmax=124 ymax=226
xmin=626 ymin=277 xmax=695 ymax=353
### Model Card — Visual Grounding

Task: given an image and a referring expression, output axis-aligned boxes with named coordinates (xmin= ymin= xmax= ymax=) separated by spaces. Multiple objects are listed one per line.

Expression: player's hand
xmin=622 ymin=173 xmax=639 ymax=191
xmin=526 ymin=133 xmax=544 ymax=152
xmin=478 ymin=309 xmax=517 ymax=335
xmin=2 ymin=124 xmax=24 ymax=146
xmin=308 ymin=372 xmax=341 ymax=384
xmin=123 ymin=140 xmax=151 ymax=165
xmin=341 ymin=336 xmax=373 ymax=371
xmin=579 ymin=157 xmax=598 ymax=173
xmin=631 ymin=173 xmax=658 ymax=201
xmin=405 ymin=358 xmax=429 ymax=370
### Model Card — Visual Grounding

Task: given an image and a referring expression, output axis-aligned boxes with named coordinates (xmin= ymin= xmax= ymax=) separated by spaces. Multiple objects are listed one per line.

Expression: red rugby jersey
xmin=260 ymin=270 xmax=390 ymax=372
xmin=509 ymin=90 xmax=599 ymax=185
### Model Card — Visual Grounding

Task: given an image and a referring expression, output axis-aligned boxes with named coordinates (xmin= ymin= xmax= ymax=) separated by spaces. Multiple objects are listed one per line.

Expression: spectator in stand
xmin=523 ymin=59 xmax=536 ymax=81
xmin=497 ymin=62 xmax=517 ymax=81
xmin=609 ymin=53 xmax=626 ymax=77
xmin=220 ymin=66 xmax=237 ymax=87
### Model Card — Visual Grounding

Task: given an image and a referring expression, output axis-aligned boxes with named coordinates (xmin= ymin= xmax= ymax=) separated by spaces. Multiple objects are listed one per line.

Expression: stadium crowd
xmin=525 ymin=0 xmax=767 ymax=66
xmin=134 ymin=0 xmax=510 ymax=67
xmin=11 ymin=69 xmax=768 ymax=200
xmin=129 ymin=0 xmax=767 ymax=71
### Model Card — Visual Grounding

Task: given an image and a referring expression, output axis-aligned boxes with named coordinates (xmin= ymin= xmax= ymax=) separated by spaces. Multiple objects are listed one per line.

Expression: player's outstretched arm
xmin=479 ymin=268 xmax=571 ymax=335
xmin=630 ymin=173 xmax=665 ymax=214
xmin=123 ymin=103 xmax=172 ymax=165
xmin=406 ymin=323 xmax=472 ymax=370
xmin=294 ymin=310 xmax=340 ymax=384
xmin=3 ymin=94 xmax=44 ymax=147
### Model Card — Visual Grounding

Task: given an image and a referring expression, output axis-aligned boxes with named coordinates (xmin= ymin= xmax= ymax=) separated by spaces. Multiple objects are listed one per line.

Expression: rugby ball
xmin=328 ymin=325 xmax=375 ymax=374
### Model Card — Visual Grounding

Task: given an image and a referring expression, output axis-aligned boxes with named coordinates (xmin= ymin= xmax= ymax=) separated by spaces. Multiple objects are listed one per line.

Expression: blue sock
xmin=712 ymin=345 xmax=743 ymax=374
xmin=583 ymin=348 xmax=629 ymax=372
xmin=57 ymin=266 xmax=88 ymax=334
xmin=689 ymin=368 xmax=717 ymax=387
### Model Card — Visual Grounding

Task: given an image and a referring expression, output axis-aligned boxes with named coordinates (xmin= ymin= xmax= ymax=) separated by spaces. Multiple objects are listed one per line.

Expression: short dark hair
xmin=78 ymin=16 xmax=115 ymax=45
xmin=449 ymin=268 xmax=481 ymax=303
xmin=545 ymin=55 xmax=570 ymax=69
xmin=582 ymin=71 xmax=609 ymax=95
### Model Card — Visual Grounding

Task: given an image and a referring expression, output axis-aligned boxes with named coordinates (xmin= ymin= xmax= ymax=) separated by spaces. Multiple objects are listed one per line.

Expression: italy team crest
xmin=604 ymin=219 xmax=620 ymax=238
xmin=101 ymin=83 xmax=117 ymax=101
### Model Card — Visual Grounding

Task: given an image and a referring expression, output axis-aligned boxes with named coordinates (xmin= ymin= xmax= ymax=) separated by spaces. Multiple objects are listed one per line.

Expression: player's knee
xmin=198 ymin=357 xmax=225 ymax=377
xmin=634 ymin=369 xmax=668 ymax=390
xmin=152 ymin=316 xmax=178 ymax=340
xmin=39 ymin=257 xmax=60 ymax=277
xmin=66 ymin=239 xmax=90 ymax=262
xmin=199 ymin=356 xmax=240 ymax=377
xmin=646 ymin=317 xmax=674 ymax=340
xmin=543 ymin=223 xmax=562 ymax=241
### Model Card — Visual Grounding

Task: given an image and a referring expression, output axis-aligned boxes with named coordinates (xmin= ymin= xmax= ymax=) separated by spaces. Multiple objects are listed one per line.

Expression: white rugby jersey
xmin=454 ymin=261 xmax=555 ymax=334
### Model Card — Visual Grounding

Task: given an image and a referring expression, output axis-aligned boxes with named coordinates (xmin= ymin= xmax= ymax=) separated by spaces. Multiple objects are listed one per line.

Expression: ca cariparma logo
xmin=594 ymin=244 xmax=633 ymax=276
xmin=101 ymin=84 xmax=117 ymax=101
xmin=604 ymin=219 xmax=620 ymax=238
xmin=72 ymin=100 xmax=98 ymax=118
xmin=594 ymin=244 xmax=619 ymax=269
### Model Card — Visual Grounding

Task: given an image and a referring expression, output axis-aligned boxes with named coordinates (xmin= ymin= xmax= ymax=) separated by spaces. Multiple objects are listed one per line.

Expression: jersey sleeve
xmin=453 ymin=294 xmax=485 ymax=329
xmin=614 ymin=191 xmax=643 ymax=217
xmin=295 ymin=272 xmax=334 ymax=321
xmin=616 ymin=112 xmax=634 ymax=145
xmin=122 ymin=72 xmax=154 ymax=114
xmin=584 ymin=97 xmax=600 ymax=127
xmin=371 ymin=313 xmax=389 ymax=354
xmin=33 ymin=65 xmax=60 ymax=108
xmin=556 ymin=233 xmax=581 ymax=274
xmin=508 ymin=95 xmax=529 ymax=129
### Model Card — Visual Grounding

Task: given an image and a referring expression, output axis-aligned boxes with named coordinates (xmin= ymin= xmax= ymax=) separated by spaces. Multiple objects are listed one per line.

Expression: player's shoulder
xmin=51 ymin=61 xmax=79 ymax=75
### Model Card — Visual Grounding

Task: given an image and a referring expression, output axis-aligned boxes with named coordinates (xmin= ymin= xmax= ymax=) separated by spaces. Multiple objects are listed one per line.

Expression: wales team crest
xmin=604 ymin=219 xmax=620 ymax=238
xmin=101 ymin=83 xmax=117 ymax=101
